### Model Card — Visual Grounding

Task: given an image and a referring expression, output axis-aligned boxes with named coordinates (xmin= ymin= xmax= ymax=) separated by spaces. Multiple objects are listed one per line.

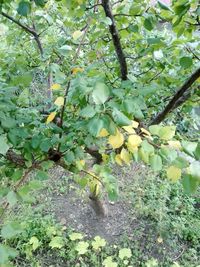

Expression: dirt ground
xmin=42 ymin=163 xmax=144 ymax=243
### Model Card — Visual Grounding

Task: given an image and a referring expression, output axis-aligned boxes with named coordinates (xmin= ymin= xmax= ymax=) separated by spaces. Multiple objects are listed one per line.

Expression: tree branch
xmin=1 ymin=11 xmax=43 ymax=56
xmin=150 ymin=67 xmax=200 ymax=125
xmin=102 ymin=0 xmax=128 ymax=80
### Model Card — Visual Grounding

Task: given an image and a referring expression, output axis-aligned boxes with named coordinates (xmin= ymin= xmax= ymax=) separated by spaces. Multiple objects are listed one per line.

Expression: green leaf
xmin=103 ymin=256 xmax=118 ymax=267
xmin=144 ymin=18 xmax=154 ymax=31
xmin=34 ymin=0 xmax=46 ymax=7
xmin=80 ymin=106 xmax=96 ymax=118
xmin=112 ymin=108 xmax=131 ymax=126
xmin=182 ymin=174 xmax=199 ymax=194
xmin=58 ymin=45 xmax=72 ymax=56
xmin=88 ymin=117 xmax=104 ymax=136
xmin=141 ymin=140 xmax=155 ymax=154
xmin=172 ymin=157 xmax=189 ymax=169
xmin=181 ymin=141 xmax=197 ymax=157
xmin=92 ymin=236 xmax=106 ymax=250
xmin=49 ymin=236 xmax=64 ymax=249
xmin=194 ymin=142 xmax=200 ymax=160
xmin=149 ymin=125 xmax=162 ymax=135
xmin=75 ymin=241 xmax=89 ymax=255
xmin=159 ymin=126 xmax=176 ymax=140
xmin=1 ymin=222 xmax=23 ymax=239
xmin=119 ymin=248 xmax=132 ymax=259
xmin=35 ymin=170 xmax=48 ymax=181
xmin=17 ymin=1 xmax=31 ymax=16
xmin=69 ymin=232 xmax=84 ymax=241
xmin=179 ymin=57 xmax=193 ymax=68
xmin=29 ymin=236 xmax=40 ymax=251
xmin=158 ymin=1 xmax=171 ymax=11
xmin=1 ymin=118 xmax=16 ymax=129
xmin=189 ymin=161 xmax=200 ymax=180
xmin=92 ymin=82 xmax=110 ymax=105
xmin=0 ymin=136 xmax=10 ymax=155
xmin=7 ymin=191 xmax=18 ymax=206
xmin=0 ymin=245 xmax=18 ymax=264
xmin=150 ymin=154 xmax=162 ymax=171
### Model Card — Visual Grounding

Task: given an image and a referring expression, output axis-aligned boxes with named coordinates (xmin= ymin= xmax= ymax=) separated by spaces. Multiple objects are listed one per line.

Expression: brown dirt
xmin=42 ymin=163 xmax=144 ymax=243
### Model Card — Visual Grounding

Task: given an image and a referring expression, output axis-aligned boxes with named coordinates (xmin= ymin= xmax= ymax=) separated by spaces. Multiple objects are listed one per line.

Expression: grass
xmin=1 ymin=164 xmax=200 ymax=267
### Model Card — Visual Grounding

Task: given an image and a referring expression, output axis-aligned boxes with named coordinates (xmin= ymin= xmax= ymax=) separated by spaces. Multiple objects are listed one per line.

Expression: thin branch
xmin=150 ymin=67 xmax=200 ymax=125
xmin=81 ymin=170 xmax=104 ymax=186
xmin=57 ymin=18 xmax=91 ymax=151
xmin=149 ymin=68 xmax=164 ymax=82
xmin=86 ymin=3 xmax=102 ymax=10
xmin=114 ymin=13 xmax=141 ymax=17
xmin=102 ymin=0 xmax=128 ymax=80
xmin=186 ymin=46 xmax=200 ymax=61
xmin=1 ymin=11 xmax=43 ymax=56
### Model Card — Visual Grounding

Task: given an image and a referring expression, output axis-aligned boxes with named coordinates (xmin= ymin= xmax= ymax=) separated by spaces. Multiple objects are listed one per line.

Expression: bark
xmin=102 ymin=0 xmax=128 ymax=80
xmin=150 ymin=67 xmax=200 ymax=125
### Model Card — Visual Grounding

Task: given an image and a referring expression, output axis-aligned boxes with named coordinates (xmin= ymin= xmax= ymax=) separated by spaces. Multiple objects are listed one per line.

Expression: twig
xmin=1 ymin=11 xmax=43 ymax=56
xmin=81 ymin=170 xmax=104 ymax=186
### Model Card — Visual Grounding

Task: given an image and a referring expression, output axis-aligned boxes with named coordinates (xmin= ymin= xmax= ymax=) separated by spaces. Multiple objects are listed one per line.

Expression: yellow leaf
xmin=141 ymin=128 xmax=151 ymax=137
xmin=108 ymin=129 xmax=124 ymax=149
xmin=166 ymin=166 xmax=181 ymax=182
xmin=132 ymin=120 xmax=139 ymax=128
xmin=127 ymin=142 xmax=138 ymax=153
xmin=46 ymin=112 xmax=56 ymax=124
xmin=157 ymin=237 xmax=163 ymax=244
xmin=123 ymin=125 xmax=136 ymax=134
xmin=168 ymin=141 xmax=182 ymax=150
xmin=51 ymin=83 xmax=61 ymax=90
xmin=120 ymin=148 xmax=131 ymax=165
xmin=54 ymin=96 xmax=64 ymax=106
xmin=72 ymin=67 xmax=84 ymax=75
xmin=128 ymin=134 xmax=142 ymax=148
xmin=98 ymin=128 xmax=109 ymax=137
xmin=115 ymin=154 xmax=123 ymax=166
xmin=72 ymin=30 xmax=83 ymax=40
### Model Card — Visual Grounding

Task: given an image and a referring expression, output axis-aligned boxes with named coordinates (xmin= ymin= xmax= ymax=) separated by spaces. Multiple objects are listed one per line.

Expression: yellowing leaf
xmin=46 ymin=112 xmax=56 ymax=124
xmin=72 ymin=67 xmax=84 ymax=75
xmin=108 ymin=129 xmax=124 ymax=149
xmin=98 ymin=128 xmax=109 ymax=137
xmin=157 ymin=237 xmax=163 ymax=244
xmin=127 ymin=142 xmax=138 ymax=153
xmin=123 ymin=125 xmax=136 ymax=134
xmin=141 ymin=128 xmax=151 ymax=136
xmin=72 ymin=30 xmax=83 ymax=40
xmin=115 ymin=154 xmax=123 ymax=166
xmin=102 ymin=153 xmax=109 ymax=163
xmin=128 ymin=134 xmax=142 ymax=148
xmin=166 ymin=166 xmax=181 ymax=182
xmin=132 ymin=120 xmax=139 ymax=128
xmin=168 ymin=140 xmax=182 ymax=150
xmin=120 ymin=148 xmax=131 ymax=165
xmin=51 ymin=83 xmax=61 ymax=90
xmin=54 ymin=96 xmax=64 ymax=106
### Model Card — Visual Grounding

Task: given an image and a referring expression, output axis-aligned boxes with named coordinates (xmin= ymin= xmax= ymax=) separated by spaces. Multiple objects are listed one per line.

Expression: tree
xmin=0 ymin=0 xmax=199 ymax=263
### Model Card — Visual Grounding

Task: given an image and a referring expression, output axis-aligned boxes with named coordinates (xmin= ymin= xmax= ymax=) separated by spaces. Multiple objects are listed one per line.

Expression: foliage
xmin=0 ymin=0 xmax=200 ymax=264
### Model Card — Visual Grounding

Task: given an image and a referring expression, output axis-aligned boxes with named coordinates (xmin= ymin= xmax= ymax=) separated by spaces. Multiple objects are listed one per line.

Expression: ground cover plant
xmin=0 ymin=0 xmax=200 ymax=266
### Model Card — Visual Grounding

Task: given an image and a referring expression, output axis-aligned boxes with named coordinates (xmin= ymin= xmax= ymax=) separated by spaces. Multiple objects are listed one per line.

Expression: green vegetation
xmin=0 ymin=0 xmax=199 ymax=266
